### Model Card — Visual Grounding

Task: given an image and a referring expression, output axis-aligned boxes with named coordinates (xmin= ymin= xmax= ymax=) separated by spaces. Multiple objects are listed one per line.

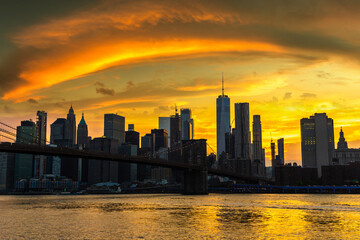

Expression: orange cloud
xmin=3 ymin=39 xmax=284 ymax=101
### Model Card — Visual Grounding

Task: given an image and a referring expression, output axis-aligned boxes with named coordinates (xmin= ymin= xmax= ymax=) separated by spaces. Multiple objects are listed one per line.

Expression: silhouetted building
xmin=301 ymin=113 xmax=334 ymax=177
xmin=15 ymin=120 xmax=37 ymax=180
xmin=275 ymin=164 xmax=318 ymax=186
xmin=181 ymin=108 xmax=194 ymax=140
xmin=151 ymin=129 xmax=168 ymax=151
xmin=333 ymin=128 xmax=360 ymax=165
xmin=0 ymin=151 xmax=15 ymax=191
xmin=104 ymin=113 xmax=125 ymax=144
xmin=234 ymin=103 xmax=251 ymax=161
xmin=337 ymin=127 xmax=348 ymax=149
xmin=159 ymin=117 xmax=171 ymax=146
xmin=35 ymin=111 xmax=47 ymax=177
xmin=139 ymin=133 xmax=155 ymax=181
xmin=50 ymin=118 xmax=67 ymax=146
xmin=322 ymin=162 xmax=360 ymax=185
xmin=125 ymin=124 xmax=140 ymax=149
xmin=65 ymin=105 xmax=76 ymax=146
xmin=118 ymin=144 xmax=137 ymax=183
xmin=87 ymin=137 xmax=119 ymax=185
xmin=216 ymin=74 xmax=230 ymax=159
xmin=36 ymin=111 xmax=47 ymax=145
xmin=271 ymin=140 xmax=276 ymax=178
xmin=252 ymin=115 xmax=265 ymax=177
xmin=225 ymin=129 xmax=235 ymax=159
xmin=277 ymin=138 xmax=284 ymax=165
xmin=170 ymin=109 xmax=181 ymax=148
xmin=77 ymin=113 xmax=89 ymax=147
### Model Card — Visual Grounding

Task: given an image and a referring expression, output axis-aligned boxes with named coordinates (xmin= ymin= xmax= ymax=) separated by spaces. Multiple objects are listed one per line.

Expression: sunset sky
xmin=2 ymin=0 xmax=360 ymax=165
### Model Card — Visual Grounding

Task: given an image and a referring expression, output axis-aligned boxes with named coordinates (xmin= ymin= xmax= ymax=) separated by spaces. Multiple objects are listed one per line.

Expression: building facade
xmin=77 ymin=113 xmax=89 ymax=147
xmin=301 ymin=113 xmax=334 ymax=177
xmin=125 ymin=124 xmax=140 ymax=149
xmin=234 ymin=103 xmax=251 ymax=160
xmin=181 ymin=108 xmax=194 ymax=140
xmin=104 ymin=113 xmax=125 ymax=144
xmin=277 ymin=138 xmax=284 ymax=165
xmin=65 ymin=106 xmax=76 ymax=146
xmin=216 ymin=85 xmax=230 ymax=159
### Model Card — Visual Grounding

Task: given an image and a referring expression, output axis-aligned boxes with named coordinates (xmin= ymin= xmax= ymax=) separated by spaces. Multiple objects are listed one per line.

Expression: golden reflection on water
xmin=1 ymin=194 xmax=360 ymax=239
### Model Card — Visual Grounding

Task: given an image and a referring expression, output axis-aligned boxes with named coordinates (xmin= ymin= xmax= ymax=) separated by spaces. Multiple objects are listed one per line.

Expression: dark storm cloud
xmin=27 ymin=98 xmax=38 ymax=104
xmin=96 ymin=87 xmax=115 ymax=96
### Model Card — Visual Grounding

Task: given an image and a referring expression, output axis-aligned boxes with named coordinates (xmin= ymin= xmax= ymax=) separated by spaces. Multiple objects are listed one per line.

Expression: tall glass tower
xmin=216 ymin=74 xmax=230 ymax=159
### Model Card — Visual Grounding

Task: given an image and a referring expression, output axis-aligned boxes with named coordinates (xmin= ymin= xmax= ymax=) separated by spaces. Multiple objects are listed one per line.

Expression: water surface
xmin=1 ymin=194 xmax=360 ymax=239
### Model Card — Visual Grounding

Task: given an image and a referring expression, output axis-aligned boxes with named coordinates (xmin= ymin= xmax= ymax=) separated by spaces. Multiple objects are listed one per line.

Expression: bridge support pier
xmin=183 ymin=169 xmax=208 ymax=195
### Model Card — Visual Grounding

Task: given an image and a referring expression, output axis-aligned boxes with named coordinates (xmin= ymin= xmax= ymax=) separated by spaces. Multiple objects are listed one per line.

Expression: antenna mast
xmin=222 ymin=72 xmax=224 ymax=96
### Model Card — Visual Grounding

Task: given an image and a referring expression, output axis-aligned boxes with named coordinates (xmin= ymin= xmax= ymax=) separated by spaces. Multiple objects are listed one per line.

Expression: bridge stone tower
xmin=182 ymin=139 xmax=208 ymax=195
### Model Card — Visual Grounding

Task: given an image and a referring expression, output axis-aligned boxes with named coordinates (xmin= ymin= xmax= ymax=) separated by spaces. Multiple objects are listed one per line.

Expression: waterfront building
xmin=88 ymin=137 xmax=119 ymax=185
xmin=15 ymin=120 xmax=37 ymax=180
xmin=333 ymin=128 xmax=360 ymax=165
xmin=216 ymin=74 xmax=230 ymax=159
xmin=104 ymin=113 xmax=125 ymax=144
xmin=0 ymin=151 xmax=15 ymax=191
xmin=300 ymin=113 xmax=334 ymax=177
xmin=35 ymin=111 xmax=47 ymax=177
xmin=118 ymin=144 xmax=138 ymax=183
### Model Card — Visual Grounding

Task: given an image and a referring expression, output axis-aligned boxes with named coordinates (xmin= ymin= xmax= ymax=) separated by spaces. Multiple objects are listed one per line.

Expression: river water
xmin=1 ymin=194 xmax=360 ymax=239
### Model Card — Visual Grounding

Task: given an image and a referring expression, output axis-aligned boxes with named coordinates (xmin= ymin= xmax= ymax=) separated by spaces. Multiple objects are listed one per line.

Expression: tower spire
xmin=222 ymin=72 xmax=224 ymax=96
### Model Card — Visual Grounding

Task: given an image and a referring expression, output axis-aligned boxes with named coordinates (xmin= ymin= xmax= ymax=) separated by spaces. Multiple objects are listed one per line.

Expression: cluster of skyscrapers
xmin=2 ymin=75 xmax=360 ymax=191
xmin=216 ymin=77 xmax=269 ymax=177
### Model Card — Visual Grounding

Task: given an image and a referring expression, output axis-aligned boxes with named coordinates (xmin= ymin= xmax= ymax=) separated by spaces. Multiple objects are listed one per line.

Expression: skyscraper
xmin=252 ymin=115 xmax=265 ymax=177
xmin=77 ymin=113 xmax=89 ymax=147
xmin=170 ymin=108 xmax=181 ymax=148
xmin=234 ymin=103 xmax=251 ymax=160
xmin=301 ymin=113 xmax=334 ymax=177
xmin=216 ymin=74 xmax=230 ymax=159
xmin=104 ymin=113 xmax=125 ymax=144
xmin=65 ymin=105 xmax=76 ymax=146
xmin=36 ymin=111 xmax=47 ymax=177
xmin=15 ymin=120 xmax=37 ymax=180
xmin=151 ymin=129 xmax=169 ymax=151
xmin=125 ymin=124 xmax=140 ymax=149
xmin=50 ymin=118 xmax=67 ymax=146
xmin=159 ymin=117 xmax=171 ymax=146
xmin=252 ymin=115 xmax=262 ymax=161
xmin=181 ymin=108 xmax=194 ymax=140
xmin=277 ymin=138 xmax=284 ymax=165
xmin=36 ymin=111 xmax=47 ymax=145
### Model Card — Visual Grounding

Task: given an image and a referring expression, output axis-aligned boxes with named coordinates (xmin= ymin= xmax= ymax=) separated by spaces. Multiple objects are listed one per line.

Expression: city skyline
xmin=2 ymin=1 xmax=360 ymax=165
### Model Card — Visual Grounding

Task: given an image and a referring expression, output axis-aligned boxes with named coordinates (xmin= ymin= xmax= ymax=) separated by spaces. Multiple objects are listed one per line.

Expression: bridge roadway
xmin=0 ymin=143 xmax=265 ymax=183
